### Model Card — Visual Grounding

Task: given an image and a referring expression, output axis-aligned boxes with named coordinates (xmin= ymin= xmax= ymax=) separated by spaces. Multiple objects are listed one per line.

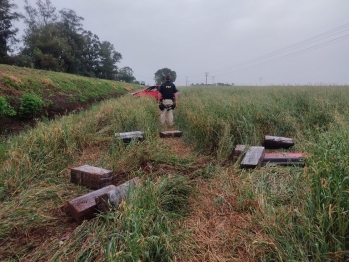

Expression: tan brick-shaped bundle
xmin=232 ymin=144 xmax=246 ymax=163
xmin=71 ymin=165 xmax=113 ymax=189
xmin=67 ymin=185 xmax=116 ymax=223
xmin=159 ymin=130 xmax=183 ymax=138
xmin=115 ymin=131 xmax=145 ymax=143
xmin=67 ymin=178 xmax=140 ymax=223
xmin=240 ymin=146 xmax=265 ymax=169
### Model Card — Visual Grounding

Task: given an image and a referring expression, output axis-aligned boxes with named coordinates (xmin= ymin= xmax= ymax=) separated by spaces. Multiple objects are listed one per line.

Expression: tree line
xmin=0 ymin=0 xmax=136 ymax=82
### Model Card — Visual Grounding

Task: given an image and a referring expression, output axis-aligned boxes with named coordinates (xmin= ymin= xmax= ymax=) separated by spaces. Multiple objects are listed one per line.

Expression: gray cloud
xmin=12 ymin=0 xmax=349 ymax=85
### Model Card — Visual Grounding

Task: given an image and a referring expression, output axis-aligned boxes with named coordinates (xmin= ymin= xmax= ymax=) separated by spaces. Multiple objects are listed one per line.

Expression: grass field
xmin=0 ymin=64 xmax=135 ymax=99
xmin=176 ymin=85 xmax=349 ymax=261
xmin=1 ymin=83 xmax=349 ymax=261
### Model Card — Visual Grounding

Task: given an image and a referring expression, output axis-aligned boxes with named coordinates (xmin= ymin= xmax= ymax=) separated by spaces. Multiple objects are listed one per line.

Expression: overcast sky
xmin=12 ymin=0 xmax=349 ymax=86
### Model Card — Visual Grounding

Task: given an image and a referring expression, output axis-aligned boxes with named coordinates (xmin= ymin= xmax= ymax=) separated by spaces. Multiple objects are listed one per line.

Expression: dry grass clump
xmin=177 ymin=166 xmax=267 ymax=261
xmin=41 ymin=78 xmax=57 ymax=89
xmin=2 ymin=74 xmax=23 ymax=86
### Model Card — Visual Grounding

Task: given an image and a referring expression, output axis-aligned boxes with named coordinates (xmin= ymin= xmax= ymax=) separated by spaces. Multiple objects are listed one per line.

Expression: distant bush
xmin=0 ymin=96 xmax=16 ymax=117
xmin=18 ymin=94 xmax=44 ymax=118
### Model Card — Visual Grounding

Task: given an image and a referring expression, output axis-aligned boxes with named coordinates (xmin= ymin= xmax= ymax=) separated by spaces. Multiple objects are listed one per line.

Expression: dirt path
xmin=162 ymin=138 xmax=257 ymax=261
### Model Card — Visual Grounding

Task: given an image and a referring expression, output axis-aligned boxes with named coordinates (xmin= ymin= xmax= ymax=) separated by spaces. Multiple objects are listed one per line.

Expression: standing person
xmin=158 ymin=74 xmax=179 ymax=126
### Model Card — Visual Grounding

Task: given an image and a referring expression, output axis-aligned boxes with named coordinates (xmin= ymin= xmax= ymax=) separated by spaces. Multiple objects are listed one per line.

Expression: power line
xmin=210 ymin=22 xmax=349 ymax=75
xmin=215 ymin=33 xmax=349 ymax=77
xmin=239 ymin=23 xmax=349 ymax=68
xmin=186 ymin=23 xmax=349 ymax=83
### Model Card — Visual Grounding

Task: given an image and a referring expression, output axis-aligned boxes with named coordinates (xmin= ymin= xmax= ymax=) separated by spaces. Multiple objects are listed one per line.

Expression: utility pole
xmin=205 ymin=72 xmax=209 ymax=85
xmin=260 ymin=77 xmax=262 ymax=86
xmin=186 ymin=76 xmax=188 ymax=87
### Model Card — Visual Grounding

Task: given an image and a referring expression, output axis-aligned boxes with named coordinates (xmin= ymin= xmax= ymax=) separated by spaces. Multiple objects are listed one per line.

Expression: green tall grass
xmin=0 ymin=94 xmax=195 ymax=261
xmin=305 ymin=121 xmax=349 ymax=260
xmin=175 ymin=85 xmax=349 ymax=260
xmin=2 ymin=84 xmax=349 ymax=260
xmin=50 ymin=175 xmax=192 ymax=262
xmin=176 ymin=86 xmax=349 ymax=159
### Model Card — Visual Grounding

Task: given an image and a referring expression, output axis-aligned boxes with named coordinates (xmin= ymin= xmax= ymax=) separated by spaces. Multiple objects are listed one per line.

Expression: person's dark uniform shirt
xmin=159 ymin=81 xmax=178 ymax=100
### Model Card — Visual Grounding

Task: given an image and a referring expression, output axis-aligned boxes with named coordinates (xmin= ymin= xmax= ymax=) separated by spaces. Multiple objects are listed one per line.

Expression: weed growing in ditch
xmin=0 ymin=96 xmax=16 ymax=117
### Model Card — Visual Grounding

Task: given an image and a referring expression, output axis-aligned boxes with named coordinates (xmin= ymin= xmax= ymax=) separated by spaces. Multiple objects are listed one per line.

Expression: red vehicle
xmin=132 ymin=85 xmax=160 ymax=100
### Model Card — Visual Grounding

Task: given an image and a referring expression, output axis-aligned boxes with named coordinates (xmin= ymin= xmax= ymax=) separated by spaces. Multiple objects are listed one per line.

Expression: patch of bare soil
xmin=0 ymin=116 xmax=37 ymax=136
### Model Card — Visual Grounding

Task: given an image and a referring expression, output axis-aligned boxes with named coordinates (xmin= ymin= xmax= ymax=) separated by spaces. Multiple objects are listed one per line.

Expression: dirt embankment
xmin=1 ymin=93 xmax=121 ymax=136
xmin=0 ymin=64 xmax=137 ymax=137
